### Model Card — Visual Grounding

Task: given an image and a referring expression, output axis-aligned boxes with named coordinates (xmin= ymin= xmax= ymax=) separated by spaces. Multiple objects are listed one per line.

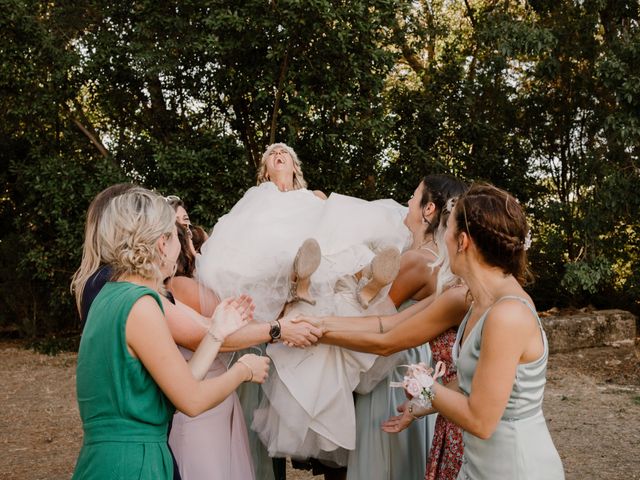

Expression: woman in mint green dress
xmin=345 ymin=175 xmax=466 ymax=480
xmin=404 ymin=184 xmax=564 ymax=479
xmin=72 ymin=188 xmax=270 ymax=480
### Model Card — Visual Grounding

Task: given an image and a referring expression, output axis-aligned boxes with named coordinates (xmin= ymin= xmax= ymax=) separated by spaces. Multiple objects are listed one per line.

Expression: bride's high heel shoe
xmin=356 ymin=246 xmax=401 ymax=309
xmin=288 ymin=238 xmax=321 ymax=306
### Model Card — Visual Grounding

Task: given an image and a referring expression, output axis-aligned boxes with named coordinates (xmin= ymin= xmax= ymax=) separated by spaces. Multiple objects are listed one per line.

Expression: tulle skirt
xmin=197 ymin=182 xmax=410 ymax=323
xmin=196 ymin=182 xmax=411 ymax=464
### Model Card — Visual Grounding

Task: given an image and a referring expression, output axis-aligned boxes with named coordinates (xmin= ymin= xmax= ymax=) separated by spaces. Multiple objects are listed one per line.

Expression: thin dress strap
xmin=420 ymin=245 xmax=438 ymax=257
xmin=494 ymin=295 xmax=542 ymax=327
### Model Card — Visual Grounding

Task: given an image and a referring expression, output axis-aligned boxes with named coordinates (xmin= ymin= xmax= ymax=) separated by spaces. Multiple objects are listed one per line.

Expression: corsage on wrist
xmin=390 ymin=361 xmax=446 ymax=409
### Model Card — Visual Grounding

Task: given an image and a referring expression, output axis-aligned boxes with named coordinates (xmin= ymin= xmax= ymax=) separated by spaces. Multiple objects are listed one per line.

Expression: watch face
xmin=270 ymin=322 xmax=282 ymax=339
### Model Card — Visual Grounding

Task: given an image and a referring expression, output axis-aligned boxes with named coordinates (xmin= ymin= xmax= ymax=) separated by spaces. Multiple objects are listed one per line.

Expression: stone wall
xmin=541 ymin=309 xmax=637 ymax=353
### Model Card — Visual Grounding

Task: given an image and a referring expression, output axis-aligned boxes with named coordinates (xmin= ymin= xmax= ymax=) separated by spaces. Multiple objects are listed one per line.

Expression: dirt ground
xmin=1 ymin=339 xmax=638 ymax=480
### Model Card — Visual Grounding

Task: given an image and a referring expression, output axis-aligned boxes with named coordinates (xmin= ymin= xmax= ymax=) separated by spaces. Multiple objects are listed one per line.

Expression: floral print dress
xmin=425 ymin=328 xmax=464 ymax=480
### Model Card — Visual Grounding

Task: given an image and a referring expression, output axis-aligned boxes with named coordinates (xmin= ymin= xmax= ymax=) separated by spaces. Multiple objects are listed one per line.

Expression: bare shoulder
xmin=401 ymin=249 xmax=435 ymax=273
xmin=129 ymin=294 xmax=165 ymax=323
xmin=484 ymin=296 xmax=538 ymax=334
xmin=170 ymin=276 xmax=199 ymax=290
xmin=312 ymin=190 xmax=328 ymax=200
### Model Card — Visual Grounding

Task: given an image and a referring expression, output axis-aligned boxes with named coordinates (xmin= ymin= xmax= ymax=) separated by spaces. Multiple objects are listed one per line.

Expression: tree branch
xmin=66 ymin=100 xmax=110 ymax=159
xmin=269 ymin=43 xmax=291 ymax=145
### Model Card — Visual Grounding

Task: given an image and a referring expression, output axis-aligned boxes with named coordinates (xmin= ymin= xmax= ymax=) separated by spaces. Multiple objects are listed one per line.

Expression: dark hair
xmin=175 ymin=223 xmax=196 ymax=278
xmin=453 ymin=183 xmax=532 ymax=284
xmin=420 ymin=174 xmax=468 ymax=237
xmin=190 ymin=225 xmax=208 ymax=254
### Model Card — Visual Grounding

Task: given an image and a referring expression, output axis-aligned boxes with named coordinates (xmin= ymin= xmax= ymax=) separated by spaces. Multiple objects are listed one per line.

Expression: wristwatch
xmin=269 ymin=320 xmax=282 ymax=343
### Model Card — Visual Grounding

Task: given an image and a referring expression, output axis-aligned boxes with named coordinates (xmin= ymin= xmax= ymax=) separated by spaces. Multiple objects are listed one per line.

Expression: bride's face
xmin=266 ymin=147 xmax=294 ymax=179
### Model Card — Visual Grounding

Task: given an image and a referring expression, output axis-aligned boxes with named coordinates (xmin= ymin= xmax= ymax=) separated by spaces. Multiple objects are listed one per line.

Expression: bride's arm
xmin=312 ymin=190 xmax=327 ymax=200
xmin=318 ymin=286 xmax=468 ymax=356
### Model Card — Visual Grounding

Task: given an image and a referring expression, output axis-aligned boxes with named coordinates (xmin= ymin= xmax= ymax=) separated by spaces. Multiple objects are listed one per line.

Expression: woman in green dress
xmin=72 ymin=188 xmax=270 ymax=480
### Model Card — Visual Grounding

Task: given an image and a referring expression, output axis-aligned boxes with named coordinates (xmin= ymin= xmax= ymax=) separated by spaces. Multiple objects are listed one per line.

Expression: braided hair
xmin=454 ymin=183 xmax=532 ymax=284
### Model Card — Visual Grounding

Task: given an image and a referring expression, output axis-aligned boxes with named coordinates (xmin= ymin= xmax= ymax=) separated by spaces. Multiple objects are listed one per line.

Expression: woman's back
xmin=73 ymin=281 xmax=174 ymax=480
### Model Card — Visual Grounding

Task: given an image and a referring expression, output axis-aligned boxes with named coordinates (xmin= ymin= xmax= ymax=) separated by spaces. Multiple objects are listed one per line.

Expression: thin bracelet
xmin=407 ymin=402 xmax=421 ymax=420
xmin=377 ymin=316 xmax=384 ymax=334
xmin=207 ymin=329 xmax=223 ymax=343
xmin=236 ymin=359 xmax=253 ymax=382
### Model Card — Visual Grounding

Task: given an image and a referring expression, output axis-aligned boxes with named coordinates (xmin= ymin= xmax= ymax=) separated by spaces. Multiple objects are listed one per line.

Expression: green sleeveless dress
xmin=72 ymin=282 xmax=175 ymax=480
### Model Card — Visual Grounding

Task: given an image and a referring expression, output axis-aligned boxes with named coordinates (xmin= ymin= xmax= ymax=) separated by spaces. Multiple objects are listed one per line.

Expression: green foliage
xmin=1 ymin=0 xmax=639 ymax=340
xmin=561 ymin=256 xmax=613 ymax=295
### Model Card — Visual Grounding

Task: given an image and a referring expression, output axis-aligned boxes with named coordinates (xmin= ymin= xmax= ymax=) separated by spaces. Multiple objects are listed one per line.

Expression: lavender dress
xmin=169 ymin=347 xmax=255 ymax=480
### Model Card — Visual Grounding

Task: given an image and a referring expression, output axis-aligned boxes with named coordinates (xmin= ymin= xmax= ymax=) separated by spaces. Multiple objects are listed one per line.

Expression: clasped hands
xmin=206 ymin=296 xmax=324 ymax=349
xmin=279 ymin=313 xmax=324 ymax=348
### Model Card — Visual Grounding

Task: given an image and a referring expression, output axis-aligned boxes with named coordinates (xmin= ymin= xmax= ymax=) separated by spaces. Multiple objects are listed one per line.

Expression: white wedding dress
xmin=197 ymin=182 xmax=411 ymax=466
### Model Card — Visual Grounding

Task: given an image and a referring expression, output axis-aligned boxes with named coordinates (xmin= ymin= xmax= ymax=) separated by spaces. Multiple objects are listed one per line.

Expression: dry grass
xmin=1 ymin=340 xmax=638 ymax=479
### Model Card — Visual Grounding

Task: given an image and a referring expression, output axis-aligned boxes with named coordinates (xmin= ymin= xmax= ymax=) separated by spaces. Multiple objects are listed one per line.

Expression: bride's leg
xmin=288 ymin=238 xmax=321 ymax=306
xmin=356 ymin=246 xmax=401 ymax=309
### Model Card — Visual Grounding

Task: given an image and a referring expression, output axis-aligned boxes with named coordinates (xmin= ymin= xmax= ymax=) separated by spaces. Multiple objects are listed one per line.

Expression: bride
xmin=196 ymin=143 xmax=411 ymax=468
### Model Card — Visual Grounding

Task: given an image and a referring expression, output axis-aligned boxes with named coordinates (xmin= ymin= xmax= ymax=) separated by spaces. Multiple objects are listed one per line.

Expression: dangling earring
xmin=161 ymin=253 xmax=167 ymax=267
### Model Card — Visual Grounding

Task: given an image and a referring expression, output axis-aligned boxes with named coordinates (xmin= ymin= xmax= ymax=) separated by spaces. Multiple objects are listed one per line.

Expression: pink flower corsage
xmin=390 ymin=361 xmax=447 ymax=408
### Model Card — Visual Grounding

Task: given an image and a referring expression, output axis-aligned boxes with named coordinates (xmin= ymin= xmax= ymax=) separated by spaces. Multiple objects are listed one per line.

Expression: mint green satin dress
xmin=346 ymin=299 xmax=434 ymax=480
xmin=453 ymin=296 xmax=564 ymax=480
xmin=73 ymin=282 xmax=174 ymax=480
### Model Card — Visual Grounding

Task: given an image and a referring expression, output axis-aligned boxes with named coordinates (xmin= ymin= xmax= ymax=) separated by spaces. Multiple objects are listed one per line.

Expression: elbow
xmin=468 ymin=420 xmax=497 ymax=440
xmin=174 ymin=395 xmax=210 ymax=418
xmin=376 ymin=342 xmax=399 ymax=357
xmin=474 ymin=429 xmax=494 ymax=441
xmin=175 ymin=402 xmax=201 ymax=418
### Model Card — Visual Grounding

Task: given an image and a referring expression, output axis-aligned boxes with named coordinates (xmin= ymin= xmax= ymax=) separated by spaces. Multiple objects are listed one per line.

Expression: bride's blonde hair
xmin=256 ymin=143 xmax=308 ymax=190
xmin=98 ymin=189 xmax=175 ymax=286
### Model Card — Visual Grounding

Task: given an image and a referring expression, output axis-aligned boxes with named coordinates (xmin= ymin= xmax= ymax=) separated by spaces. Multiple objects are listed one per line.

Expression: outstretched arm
xmin=318 ymin=286 xmax=468 ymax=356
xmin=162 ymin=296 xmax=321 ymax=352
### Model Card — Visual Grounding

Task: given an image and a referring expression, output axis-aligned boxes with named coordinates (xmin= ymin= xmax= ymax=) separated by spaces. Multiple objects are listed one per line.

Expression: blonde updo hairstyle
xmin=256 ymin=142 xmax=308 ymax=190
xmin=98 ymin=189 xmax=176 ymax=286
xmin=71 ymin=183 xmax=139 ymax=313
